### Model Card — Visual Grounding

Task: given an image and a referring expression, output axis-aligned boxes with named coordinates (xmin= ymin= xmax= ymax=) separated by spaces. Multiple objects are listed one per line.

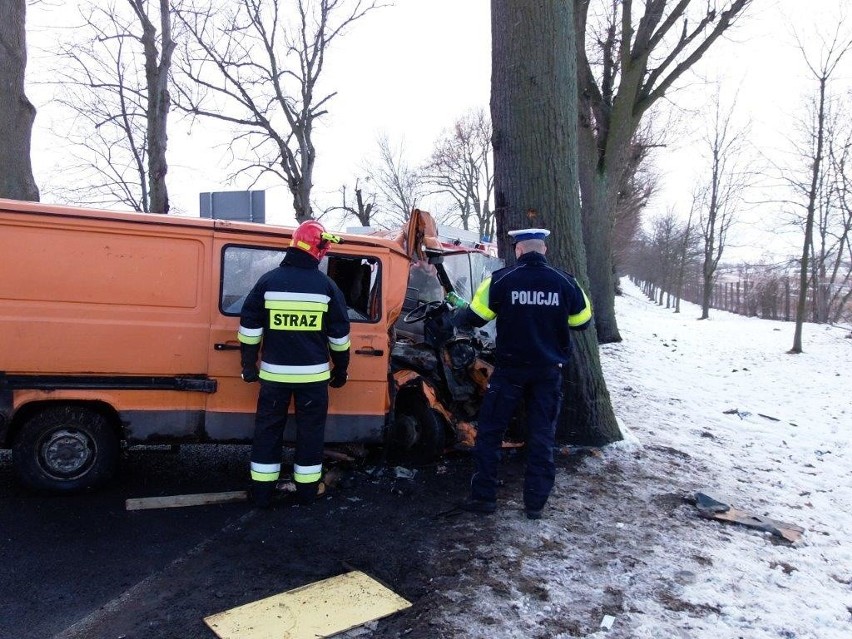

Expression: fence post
xmin=785 ymin=279 xmax=791 ymax=321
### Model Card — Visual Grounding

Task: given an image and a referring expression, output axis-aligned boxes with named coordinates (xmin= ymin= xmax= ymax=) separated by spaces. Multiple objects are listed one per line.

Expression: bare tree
xmin=329 ymin=179 xmax=375 ymax=226
xmin=653 ymin=212 xmax=684 ymax=307
xmin=673 ymin=196 xmax=699 ymax=313
xmin=697 ymin=90 xmax=749 ymax=320
xmin=51 ymin=0 xmax=175 ymax=213
xmin=612 ymin=126 xmax=660 ymax=285
xmin=175 ymin=0 xmax=383 ymax=223
xmin=789 ymin=26 xmax=852 ymax=353
xmin=492 ymin=0 xmax=621 ymax=445
xmin=423 ymin=108 xmax=495 ymax=241
xmin=626 ymin=209 xmax=695 ymax=308
xmin=575 ymin=0 xmax=753 ymax=343
xmin=827 ymin=125 xmax=852 ymax=322
xmin=364 ymin=134 xmax=427 ymax=229
xmin=0 ymin=0 xmax=39 ymax=201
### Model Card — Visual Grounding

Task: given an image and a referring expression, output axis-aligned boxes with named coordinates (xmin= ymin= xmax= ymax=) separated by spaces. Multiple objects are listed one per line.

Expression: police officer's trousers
xmin=470 ymin=364 xmax=563 ymax=511
xmin=250 ymin=381 xmax=328 ymax=505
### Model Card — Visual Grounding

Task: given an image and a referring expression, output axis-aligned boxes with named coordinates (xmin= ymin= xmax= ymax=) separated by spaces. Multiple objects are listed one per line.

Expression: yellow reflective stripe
xmin=328 ymin=335 xmax=350 ymax=352
xmin=238 ymin=326 xmax=263 ymax=344
xmin=294 ymin=472 xmax=322 ymax=483
xmin=470 ymin=277 xmax=497 ymax=321
xmin=237 ymin=332 xmax=262 ymax=345
xmin=294 ymin=463 xmax=323 ymax=484
xmin=569 ymin=289 xmax=593 ymax=327
xmin=250 ymin=462 xmax=281 ymax=482
xmin=264 ymin=300 xmax=329 ymax=312
xmin=259 ymin=370 xmax=331 ymax=383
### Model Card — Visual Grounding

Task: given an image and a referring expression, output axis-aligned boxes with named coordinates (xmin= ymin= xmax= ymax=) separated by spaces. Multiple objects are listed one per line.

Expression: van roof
xmin=0 ymin=198 xmax=410 ymax=257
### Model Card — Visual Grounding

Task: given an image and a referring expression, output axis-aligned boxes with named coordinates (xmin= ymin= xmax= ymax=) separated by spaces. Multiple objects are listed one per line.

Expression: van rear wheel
xmin=12 ymin=405 xmax=119 ymax=493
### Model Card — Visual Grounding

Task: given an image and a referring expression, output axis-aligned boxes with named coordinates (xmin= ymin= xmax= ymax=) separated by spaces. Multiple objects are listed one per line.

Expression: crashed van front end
xmin=372 ymin=210 xmax=518 ymax=462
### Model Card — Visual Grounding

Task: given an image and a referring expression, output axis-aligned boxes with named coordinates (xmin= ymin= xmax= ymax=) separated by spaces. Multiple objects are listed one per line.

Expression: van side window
xmin=221 ymin=246 xmax=285 ymax=315
xmin=322 ymin=255 xmax=381 ymax=322
xmin=221 ymin=246 xmax=381 ymax=322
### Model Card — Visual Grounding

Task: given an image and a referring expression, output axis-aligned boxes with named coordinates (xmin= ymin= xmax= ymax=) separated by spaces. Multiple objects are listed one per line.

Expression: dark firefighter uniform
xmin=238 ymin=227 xmax=351 ymax=507
xmin=457 ymin=228 xmax=592 ymax=517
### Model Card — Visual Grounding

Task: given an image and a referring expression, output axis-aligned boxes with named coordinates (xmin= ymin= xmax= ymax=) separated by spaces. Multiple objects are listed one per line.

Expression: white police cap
xmin=508 ymin=228 xmax=551 ymax=242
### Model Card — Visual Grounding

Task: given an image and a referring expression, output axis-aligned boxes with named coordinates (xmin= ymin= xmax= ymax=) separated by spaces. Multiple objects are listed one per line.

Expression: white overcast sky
xmin=25 ymin=0 xmax=852 ymax=260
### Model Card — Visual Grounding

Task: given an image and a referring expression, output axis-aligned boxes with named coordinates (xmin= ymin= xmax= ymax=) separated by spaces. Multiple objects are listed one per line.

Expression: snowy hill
xmin=425 ymin=278 xmax=851 ymax=639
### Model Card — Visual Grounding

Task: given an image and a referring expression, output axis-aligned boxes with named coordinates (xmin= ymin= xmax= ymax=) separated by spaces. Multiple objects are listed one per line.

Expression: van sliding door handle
xmin=354 ymin=347 xmax=384 ymax=356
xmin=214 ymin=343 xmax=241 ymax=351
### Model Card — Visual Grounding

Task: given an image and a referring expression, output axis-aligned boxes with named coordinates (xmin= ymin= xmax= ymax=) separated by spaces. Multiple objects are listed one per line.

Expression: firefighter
xmin=238 ymin=220 xmax=351 ymax=508
xmin=453 ymin=228 xmax=592 ymax=519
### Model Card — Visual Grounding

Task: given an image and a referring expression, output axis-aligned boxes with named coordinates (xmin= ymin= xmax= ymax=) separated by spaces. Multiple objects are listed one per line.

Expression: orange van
xmin=0 ymin=199 xmax=501 ymax=492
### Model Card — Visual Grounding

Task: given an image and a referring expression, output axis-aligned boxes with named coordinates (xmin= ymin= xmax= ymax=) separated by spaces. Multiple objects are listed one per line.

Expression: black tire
xmin=12 ymin=405 xmax=120 ymax=493
xmin=392 ymin=389 xmax=447 ymax=465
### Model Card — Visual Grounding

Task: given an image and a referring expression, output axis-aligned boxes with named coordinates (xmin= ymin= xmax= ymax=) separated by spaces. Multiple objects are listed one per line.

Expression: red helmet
xmin=290 ymin=220 xmax=341 ymax=260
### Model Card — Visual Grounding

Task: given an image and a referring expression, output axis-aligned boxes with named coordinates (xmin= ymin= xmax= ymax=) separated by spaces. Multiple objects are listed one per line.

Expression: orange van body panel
xmin=0 ymin=198 xmax=412 ymax=447
xmin=1 ymin=211 xmax=212 ymax=376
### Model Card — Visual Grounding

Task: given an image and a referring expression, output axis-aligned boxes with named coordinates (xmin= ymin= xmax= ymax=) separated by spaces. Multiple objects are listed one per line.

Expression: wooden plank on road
xmin=125 ymin=490 xmax=249 ymax=511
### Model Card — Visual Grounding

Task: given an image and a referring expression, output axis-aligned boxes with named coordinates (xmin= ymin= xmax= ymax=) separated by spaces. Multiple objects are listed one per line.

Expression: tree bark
xmin=492 ymin=0 xmax=621 ymax=445
xmin=578 ymin=165 xmax=623 ymax=340
xmin=0 ymin=0 xmax=39 ymax=201
xmin=136 ymin=0 xmax=174 ymax=214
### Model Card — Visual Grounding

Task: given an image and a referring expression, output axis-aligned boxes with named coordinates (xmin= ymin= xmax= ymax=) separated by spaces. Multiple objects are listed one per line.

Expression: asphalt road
xmin=0 ymin=444 xmax=473 ymax=639
xmin=0 ymin=444 xmax=257 ymax=639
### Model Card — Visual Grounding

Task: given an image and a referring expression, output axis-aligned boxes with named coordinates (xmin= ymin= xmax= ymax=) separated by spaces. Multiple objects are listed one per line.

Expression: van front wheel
xmin=392 ymin=389 xmax=446 ymax=465
xmin=12 ymin=405 xmax=120 ymax=493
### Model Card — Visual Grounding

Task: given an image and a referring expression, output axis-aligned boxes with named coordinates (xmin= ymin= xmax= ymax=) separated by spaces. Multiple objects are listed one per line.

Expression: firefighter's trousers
xmin=470 ymin=364 xmax=564 ymax=511
xmin=250 ymin=381 xmax=329 ymax=505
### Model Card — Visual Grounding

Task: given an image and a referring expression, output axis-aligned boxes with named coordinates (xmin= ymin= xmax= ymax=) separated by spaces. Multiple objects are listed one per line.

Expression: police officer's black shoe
xmin=458 ymin=497 xmax=497 ymax=514
xmin=525 ymin=508 xmax=543 ymax=520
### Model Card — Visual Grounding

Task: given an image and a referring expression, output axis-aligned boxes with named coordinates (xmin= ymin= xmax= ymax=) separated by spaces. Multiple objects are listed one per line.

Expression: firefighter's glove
xmin=241 ymin=365 xmax=259 ymax=383
xmin=329 ymin=367 xmax=348 ymax=388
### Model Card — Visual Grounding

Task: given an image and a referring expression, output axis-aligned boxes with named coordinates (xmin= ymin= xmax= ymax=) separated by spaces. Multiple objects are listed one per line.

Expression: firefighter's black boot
xmin=295 ymin=481 xmax=319 ymax=506
xmin=251 ymin=481 xmax=275 ymax=509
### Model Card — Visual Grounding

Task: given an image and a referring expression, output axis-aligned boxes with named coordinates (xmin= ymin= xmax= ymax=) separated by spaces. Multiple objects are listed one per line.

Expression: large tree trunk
xmin=0 ymin=0 xmax=39 ymax=202
xmin=491 ymin=0 xmax=622 ymax=446
xmin=576 ymin=81 xmax=634 ymax=345
xmin=579 ymin=167 xmax=622 ymax=342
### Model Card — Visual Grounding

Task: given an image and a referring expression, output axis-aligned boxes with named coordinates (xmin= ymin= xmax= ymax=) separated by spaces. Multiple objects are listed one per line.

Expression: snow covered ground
xmin=423 ymin=278 xmax=851 ymax=639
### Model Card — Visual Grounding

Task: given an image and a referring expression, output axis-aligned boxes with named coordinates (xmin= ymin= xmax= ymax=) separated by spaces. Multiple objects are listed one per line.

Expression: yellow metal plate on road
xmin=203 ymin=570 xmax=412 ymax=639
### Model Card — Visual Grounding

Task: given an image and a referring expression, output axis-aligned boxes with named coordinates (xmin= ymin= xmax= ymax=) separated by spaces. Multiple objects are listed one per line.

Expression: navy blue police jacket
xmin=463 ymin=251 xmax=592 ymax=367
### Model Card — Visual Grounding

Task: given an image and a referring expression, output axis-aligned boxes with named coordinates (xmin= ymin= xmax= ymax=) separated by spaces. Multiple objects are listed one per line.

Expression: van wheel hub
xmin=41 ymin=429 xmax=95 ymax=477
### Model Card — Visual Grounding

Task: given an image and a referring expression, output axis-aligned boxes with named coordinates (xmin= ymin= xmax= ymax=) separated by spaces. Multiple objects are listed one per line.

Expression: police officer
xmin=238 ymin=220 xmax=351 ymax=508
xmin=455 ymin=228 xmax=592 ymax=519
